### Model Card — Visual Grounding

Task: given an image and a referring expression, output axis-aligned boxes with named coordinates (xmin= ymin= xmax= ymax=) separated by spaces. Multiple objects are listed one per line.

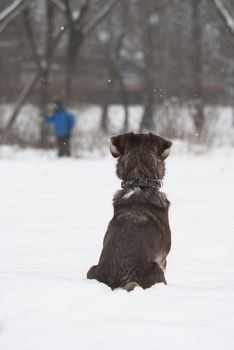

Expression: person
xmin=45 ymin=100 xmax=76 ymax=157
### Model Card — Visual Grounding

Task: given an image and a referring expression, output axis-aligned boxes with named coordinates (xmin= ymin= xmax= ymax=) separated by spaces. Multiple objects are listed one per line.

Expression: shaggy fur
xmin=87 ymin=132 xmax=172 ymax=291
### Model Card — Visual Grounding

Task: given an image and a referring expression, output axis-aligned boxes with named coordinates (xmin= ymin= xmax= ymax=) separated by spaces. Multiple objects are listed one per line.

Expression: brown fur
xmin=87 ymin=132 xmax=172 ymax=291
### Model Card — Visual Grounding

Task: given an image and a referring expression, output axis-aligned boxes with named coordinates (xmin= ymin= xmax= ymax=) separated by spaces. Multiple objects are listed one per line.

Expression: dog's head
xmin=109 ymin=132 xmax=172 ymax=180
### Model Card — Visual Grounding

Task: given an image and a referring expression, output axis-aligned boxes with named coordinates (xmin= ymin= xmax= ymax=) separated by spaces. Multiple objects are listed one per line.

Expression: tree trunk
xmin=38 ymin=0 xmax=55 ymax=147
xmin=192 ymin=0 xmax=205 ymax=134
xmin=117 ymin=72 xmax=129 ymax=132
xmin=65 ymin=28 xmax=84 ymax=103
xmin=140 ymin=80 xmax=155 ymax=131
xmin=140 ymin=60 xmax=155 ymax=131
xmin=1 ymin=73 xmax=39 ymax=143
xmin=65 ymin=55 xmax=76 ymax=104
xmin=101 ymin=74 xmax=115 ymax=133
xmin=140 ymin=3 xmax=156 ymax=132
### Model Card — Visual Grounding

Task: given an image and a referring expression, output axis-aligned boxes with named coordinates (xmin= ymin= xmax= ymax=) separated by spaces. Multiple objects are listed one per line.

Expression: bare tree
xmin=212 ymin=0 xmax=234 ymax=125
xmin=2 ymin=74 xmax=39 ymax=141
xmin=139 ymin=1 xmax=159 ymax=132
xmin=1 ymin=0 xmax=119 ymax=144
xmin=99 ymin=2 xmax=129 ymax=133
xmin=1 ymin=1 xmax=65 ymax=144
xmin=2 ymin=0 xmax=234 ymax=147
xmin=61 ymin=0 xmax=118 ymax=102
xmin=0 ymin=0 xmax=38 ymax=143
xmin=100 ymin=33 xmax=129 ymax=133
xmin=191 ymin=0 xmax=205 ymax=135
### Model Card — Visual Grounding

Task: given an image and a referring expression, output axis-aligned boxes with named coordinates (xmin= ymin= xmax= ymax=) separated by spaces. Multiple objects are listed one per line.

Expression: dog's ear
xmin=109 ymin=133 xmax=134 ymax=158
xmin=109 ymin=136 xmax=122 ymax=157
xmin=149 ymin=133 xmax=172 ymax=159
xmin=160 ymin=140 xmax=172 ymax=159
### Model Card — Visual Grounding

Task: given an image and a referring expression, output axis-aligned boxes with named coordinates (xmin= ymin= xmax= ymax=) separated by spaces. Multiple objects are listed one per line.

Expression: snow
xmin=1 ymin=104 xmax=234 ymax=148
xmin=0 ymin=145 xmax=234 ymax=349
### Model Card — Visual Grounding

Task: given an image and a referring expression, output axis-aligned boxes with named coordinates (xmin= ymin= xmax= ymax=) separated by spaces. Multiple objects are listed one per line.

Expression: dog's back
xmin=87 ymin=132 xmax=172 ymax=291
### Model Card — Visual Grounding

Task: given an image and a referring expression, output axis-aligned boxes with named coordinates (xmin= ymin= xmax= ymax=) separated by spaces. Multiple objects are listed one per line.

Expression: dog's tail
xmin=121 ymin=282 xmax=140 ymax=292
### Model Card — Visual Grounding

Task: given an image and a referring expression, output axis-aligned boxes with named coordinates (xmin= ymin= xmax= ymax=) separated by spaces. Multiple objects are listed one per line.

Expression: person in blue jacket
xmin=45 ymin=100 xmax=76 ymax=157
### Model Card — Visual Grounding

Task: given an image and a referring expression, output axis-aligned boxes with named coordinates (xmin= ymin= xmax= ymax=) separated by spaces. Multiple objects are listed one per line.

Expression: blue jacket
xmin=45 ymin=105 xmax=76 ymax=137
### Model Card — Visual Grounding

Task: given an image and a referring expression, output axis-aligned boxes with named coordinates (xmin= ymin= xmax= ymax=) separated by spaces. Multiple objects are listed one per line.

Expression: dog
xmin=87 ymin=132 xmax=172 ymax=291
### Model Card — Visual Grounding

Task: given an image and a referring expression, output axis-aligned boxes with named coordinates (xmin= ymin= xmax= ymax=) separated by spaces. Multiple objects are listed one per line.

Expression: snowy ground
xmin=0 ymin=145 xmax=234 ymax=350
xmin=1 ymin=103 xmax=234 ymax=148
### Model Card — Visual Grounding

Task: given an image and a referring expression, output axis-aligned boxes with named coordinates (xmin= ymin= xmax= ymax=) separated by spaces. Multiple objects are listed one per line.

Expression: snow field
xmin=1 ymin=104 xmax=234 ymax=149
xmin=0 ymin=146 xmax=234 ymax=349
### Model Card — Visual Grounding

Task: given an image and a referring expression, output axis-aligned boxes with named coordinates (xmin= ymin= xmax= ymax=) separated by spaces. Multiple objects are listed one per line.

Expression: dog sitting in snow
xmin=87 ymin=132 xmax=172 ymax=291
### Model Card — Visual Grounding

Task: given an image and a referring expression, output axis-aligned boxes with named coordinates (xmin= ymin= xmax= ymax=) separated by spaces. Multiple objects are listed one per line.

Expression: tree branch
xmin=63 ymin=0 xmax=74 ymax=27
xmin=2 ymin=5 xmax=69 ymax=136
xmin=74 ymin=0 xmax=91 ymax=31
xmin=23 ymin=7 xmax=43 ymax=73
xmin=84 ymin=0 xmax=118 ymax=37
xmin=49 ymin=0 xmax=66 ymax=13
xmin=0 ymin=0 xmax=30 ymax=33
xmin=1 ymin=72 xmax=40 ymax=139
xmin=213 ymin=0 xmax=234 ymax=35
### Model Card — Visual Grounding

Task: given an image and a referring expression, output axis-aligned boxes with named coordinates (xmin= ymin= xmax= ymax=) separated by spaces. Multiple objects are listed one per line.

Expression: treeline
xmin=0 ymin=0 xmax=234 ymax=144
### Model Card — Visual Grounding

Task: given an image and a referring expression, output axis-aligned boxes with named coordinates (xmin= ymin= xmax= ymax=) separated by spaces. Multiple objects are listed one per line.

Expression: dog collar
xmin=121 ymin=177 xmax=163 ymax=190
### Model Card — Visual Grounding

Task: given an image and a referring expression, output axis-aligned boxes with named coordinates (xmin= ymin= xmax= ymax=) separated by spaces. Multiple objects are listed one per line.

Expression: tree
xmin=1 ymin=0 xmax=118 ymax=144
xmin=191 ymin=0 xmax=205 ymax=135
xmin=99 ymin=2 xmax=129 ymax=133
xmin=139 ymin=3 xmax=158 ymax=132
xmin=136 ymin=0 xmax=166 ymax=132
xmin=60 ymin=0 xmax=118 ymax=102
xmin=2 ymin=0 xmax=64 ymax=145
xmin=212 ymin=0 xmax=234 ymax=125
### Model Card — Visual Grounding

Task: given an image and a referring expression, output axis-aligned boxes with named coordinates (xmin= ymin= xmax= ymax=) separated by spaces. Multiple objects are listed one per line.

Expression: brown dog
xmin=87 ymin=132 xmax=172 ymax=291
